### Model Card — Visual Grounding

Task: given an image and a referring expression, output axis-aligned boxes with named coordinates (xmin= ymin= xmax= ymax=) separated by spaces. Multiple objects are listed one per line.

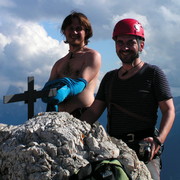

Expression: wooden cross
xmin=3 ymin=76 xmax=57 ymax=119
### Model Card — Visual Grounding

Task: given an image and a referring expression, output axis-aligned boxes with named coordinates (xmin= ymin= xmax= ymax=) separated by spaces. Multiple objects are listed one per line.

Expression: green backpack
xmin=70 ymin=159 xmax=130 ymax=180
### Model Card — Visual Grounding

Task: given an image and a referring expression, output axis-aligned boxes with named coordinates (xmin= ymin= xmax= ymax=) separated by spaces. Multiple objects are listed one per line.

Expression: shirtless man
xmin=42 ymin=11 xmax=101 ymax=118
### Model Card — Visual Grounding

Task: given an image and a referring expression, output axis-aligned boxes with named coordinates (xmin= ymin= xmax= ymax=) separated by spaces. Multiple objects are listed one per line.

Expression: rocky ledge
xmin=0 ymin=112 xmax=152 ymax=180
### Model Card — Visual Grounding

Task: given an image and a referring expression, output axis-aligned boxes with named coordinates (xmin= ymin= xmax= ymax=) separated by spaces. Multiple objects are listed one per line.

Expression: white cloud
xmin=0 ymin=0 xmax=15 ymax=7
xmin=160 ymin=6 xmax=180 ymax=23
xmin=0 ymin=19 xmax=68 ymax=96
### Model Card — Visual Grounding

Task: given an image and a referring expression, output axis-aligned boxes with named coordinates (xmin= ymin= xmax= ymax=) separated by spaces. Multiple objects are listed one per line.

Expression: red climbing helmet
xmin=112 ymin=18 xmax=145 ymax=40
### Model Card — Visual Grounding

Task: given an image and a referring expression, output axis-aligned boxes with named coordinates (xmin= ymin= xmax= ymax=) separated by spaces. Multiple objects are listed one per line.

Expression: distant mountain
xmin=0 ymin=94 xmax=180 ymax=179
xmin=1 ymin=85 xmax=46 ymax=125
xmin=0 ymin=99 xmax=46 ymax=125
xmin=160 ymin=96 xmax=180 ymax=180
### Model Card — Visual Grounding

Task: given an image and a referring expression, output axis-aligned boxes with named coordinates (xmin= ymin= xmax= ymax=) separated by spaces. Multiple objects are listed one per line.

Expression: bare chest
xmin=59 ymin=56 xmax=85 ymax=78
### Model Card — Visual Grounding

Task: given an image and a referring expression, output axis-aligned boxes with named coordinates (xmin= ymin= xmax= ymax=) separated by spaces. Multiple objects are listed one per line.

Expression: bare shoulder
xmin=83 ymin=47 xmax=101 ymax=64
xmin=54 ymin=55 xmax=67 ymax=65
xmin=84 ymin=47 xmax=101 ymax=56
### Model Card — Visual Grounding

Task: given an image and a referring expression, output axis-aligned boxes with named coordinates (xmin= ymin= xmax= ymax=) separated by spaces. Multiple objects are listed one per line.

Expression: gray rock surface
xmin=0 ymin=112 xmax=152 ymax=180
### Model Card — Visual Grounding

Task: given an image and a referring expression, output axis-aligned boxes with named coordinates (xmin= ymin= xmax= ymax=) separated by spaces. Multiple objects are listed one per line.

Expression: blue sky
xmin=1 ymin=0 xmax=180 ymax=97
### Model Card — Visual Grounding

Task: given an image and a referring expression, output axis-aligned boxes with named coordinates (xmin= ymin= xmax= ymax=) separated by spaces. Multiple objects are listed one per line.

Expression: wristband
xmin=153 ymin=136 xmax=163 ymax=147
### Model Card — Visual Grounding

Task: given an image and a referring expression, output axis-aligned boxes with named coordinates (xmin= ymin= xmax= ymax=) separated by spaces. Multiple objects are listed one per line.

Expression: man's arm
xmin=157 ymin=98 xmax=175 ymax=145
xmin=145 ymin=98 xmax=175 ymax=160
xmin=80 ymin=99 xmax=106 ymax=124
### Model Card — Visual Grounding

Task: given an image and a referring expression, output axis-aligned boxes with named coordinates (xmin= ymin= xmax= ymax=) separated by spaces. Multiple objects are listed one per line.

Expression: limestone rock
xmin=0 ymin=112 xmax=152 ymax=180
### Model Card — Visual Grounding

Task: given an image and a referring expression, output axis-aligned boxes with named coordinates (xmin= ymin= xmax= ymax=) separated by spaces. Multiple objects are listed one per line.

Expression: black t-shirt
xmin=96 ymin=63 xmax=172 ymax=136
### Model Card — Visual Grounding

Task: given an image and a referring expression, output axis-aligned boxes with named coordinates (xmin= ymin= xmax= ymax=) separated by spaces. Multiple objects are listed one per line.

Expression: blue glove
xmin=41 ymin=79 xmax=66 ymax=104
xmin=42 ymin=77 xmax=87 ymax=105
xmin=67 ymin=78 xmax=87 ymax=96
xmin=42 ymin=85 xmax=71 ymax=104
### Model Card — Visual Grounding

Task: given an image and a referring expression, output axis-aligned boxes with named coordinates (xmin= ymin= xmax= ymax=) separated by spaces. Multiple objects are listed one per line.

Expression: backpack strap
xmin=69 ymin=163 xmax=92 ymax=180
xmin=93 ymin=159 xmax=130 ymax=180
xmin=70 ymin=159 xmax=130 ymax=180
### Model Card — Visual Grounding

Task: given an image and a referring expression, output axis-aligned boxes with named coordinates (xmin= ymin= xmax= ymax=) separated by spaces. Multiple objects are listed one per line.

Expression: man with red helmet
xmin=81 ymin=18 xmax=175 ymax=179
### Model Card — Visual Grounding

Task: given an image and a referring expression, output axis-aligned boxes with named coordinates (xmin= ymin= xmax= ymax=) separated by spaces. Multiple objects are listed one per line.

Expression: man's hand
xmin=143 ymin=137 xmax=161 ymax=160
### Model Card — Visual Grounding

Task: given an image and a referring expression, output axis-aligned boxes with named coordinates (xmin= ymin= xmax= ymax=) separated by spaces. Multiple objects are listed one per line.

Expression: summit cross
xmin=3 ymin=77 xmax=56 ymax=119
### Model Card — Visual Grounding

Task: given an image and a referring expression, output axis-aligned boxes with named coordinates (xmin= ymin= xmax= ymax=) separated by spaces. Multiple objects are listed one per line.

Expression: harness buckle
xmin=127 ymin=133 xmax=135 ymax=142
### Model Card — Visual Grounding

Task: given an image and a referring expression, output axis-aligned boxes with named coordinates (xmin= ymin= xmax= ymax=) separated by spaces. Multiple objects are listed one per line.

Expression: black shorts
xmin=71 ymin=107 xmax=88 ymax=119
